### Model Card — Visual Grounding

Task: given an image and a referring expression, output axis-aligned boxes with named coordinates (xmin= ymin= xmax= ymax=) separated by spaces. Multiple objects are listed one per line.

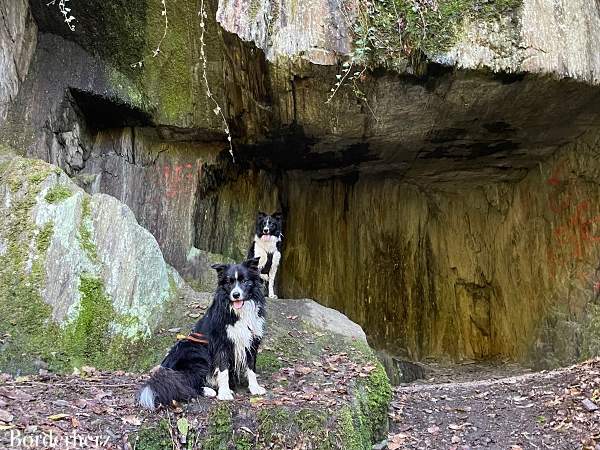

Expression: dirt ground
xmin=0 ymin=356 xmax=598 ymax=449
xmin=387 ymin=359 xmax=600 ymax=450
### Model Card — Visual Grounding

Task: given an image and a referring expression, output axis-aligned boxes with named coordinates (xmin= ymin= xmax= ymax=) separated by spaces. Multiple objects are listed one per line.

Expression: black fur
xmin=138 ymin=258 xmax=265 ymax=409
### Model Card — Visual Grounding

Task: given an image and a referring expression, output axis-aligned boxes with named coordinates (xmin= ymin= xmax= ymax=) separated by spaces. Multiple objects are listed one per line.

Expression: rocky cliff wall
xmin=0 ymin=0 xmax=600 ymax=369
xmin=0 ymin=0 xmax=36 ymax=123
xmin=280 ymin=131 xmax=600 ymax=366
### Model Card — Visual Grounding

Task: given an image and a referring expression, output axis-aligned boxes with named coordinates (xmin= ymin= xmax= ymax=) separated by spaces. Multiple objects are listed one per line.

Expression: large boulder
xmin=0 ymin=155 xmax=185 ymax=373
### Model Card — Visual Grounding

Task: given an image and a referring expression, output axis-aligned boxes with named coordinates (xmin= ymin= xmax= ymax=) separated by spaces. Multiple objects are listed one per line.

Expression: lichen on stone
xmin=0 ymin=157 xmax=186 ymax=375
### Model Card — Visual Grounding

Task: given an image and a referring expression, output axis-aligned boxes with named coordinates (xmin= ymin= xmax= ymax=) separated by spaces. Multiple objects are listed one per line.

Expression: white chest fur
xmin=226 ymin=300 xmax=264 ymax=374
xmin=253 ymin=235 xmax=280 ymax=269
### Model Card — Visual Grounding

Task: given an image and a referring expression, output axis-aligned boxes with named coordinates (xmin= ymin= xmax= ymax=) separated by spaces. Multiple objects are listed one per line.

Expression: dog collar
xmin=180 ymin=332 xmax=208 ymax=345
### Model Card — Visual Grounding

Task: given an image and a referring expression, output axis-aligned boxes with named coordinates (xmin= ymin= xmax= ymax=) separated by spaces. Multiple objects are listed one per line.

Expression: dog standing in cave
xmin=247 ymin=211 xmax=283 ymax=299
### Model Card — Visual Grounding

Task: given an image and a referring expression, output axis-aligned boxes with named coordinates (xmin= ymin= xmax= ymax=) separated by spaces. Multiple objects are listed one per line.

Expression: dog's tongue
xmin=261 ymin=234 xmax=271 ymax=241
xmin=232 ymin=300 xmax=244 ymax=309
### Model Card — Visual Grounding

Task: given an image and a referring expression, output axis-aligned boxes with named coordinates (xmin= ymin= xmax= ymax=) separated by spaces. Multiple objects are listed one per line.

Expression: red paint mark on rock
xmin=161 ymin=161 xmax=202 ymax=199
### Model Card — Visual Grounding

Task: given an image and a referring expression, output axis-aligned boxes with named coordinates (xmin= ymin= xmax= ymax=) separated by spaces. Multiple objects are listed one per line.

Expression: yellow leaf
xmin=48 ymin=414 xmax=70 ymax=421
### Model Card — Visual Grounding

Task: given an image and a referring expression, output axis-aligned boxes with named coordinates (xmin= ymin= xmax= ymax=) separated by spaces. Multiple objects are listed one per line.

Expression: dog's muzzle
xmin=230 ymin=288 xmax=245 ymax=310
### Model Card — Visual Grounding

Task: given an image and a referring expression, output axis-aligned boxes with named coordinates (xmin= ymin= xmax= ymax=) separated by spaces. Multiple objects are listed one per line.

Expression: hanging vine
xmin=199 ymin=0 xmax=234 ymax=162
xmin=131 ymin=0 xmax=169 ymax=68
xmin=46 ymin=0 xmax=76 ymax=31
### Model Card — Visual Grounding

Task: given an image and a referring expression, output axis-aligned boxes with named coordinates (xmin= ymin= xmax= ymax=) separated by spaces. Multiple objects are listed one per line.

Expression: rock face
xmin=440 ymin=0 xmax=600 ymax=84
xmin=0 ymin=156 xmax=182 ymax=373
xmin=217 ymin=0 xmax=600 ymax=85
xmin=216 ymin=0 xmax=353 ymax=64
xmin=0 ymin=0 xmax=599 ymax=372
xmin=0 ymin=0 xmax=36 ymax=121
xmin=279 ymin=132 xmax=600 ymax=364
xmin=188 ymin=130 xmax=600 ymax=368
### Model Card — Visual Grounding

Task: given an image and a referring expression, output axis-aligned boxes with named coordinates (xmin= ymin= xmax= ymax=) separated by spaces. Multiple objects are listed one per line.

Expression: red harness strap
xmin=182 ymin=332 xmax=208 ymax=345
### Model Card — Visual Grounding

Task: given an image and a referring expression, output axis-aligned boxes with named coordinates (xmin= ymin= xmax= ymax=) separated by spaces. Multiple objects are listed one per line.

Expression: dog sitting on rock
xmin=247 ymin=211 xmax=283 ymax=298
xmin=137 ymin=257 xmax=267 ymax=409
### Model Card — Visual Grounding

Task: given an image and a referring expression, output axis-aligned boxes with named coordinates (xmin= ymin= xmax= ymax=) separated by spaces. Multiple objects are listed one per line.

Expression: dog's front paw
xmin=217 ymin=389 xmax=234 ymax=401
xmin=203 ymin=387 xmax=217 ymax=398
xmin=268 ymin=293 xmax=278 ymax=299
xmin=249 ymin=384 xmax=266 ymax=396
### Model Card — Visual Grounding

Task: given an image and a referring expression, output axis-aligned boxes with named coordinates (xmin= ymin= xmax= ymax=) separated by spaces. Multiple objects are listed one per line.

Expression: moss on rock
xmin=0 ymin=157 xmax=188 ymax=375
xmin=255 ymin=349 xmax=283 ymax=374
xmin=353 ymin=0 xmax=523 ymax=66
xmin=135 ymin=419 xmax=173 ymax=450
xmin=44 ymin=184 xmax=73 ymax=203
xmin=201 ymin=403 xmax=233 ymax=450
xmin=62 ymin=275 xmax=116 ymax=368
xmin=582 ymin=304 xmax=600 ymax=359
xmin=77 ymin=196 xmax=98 ymax=262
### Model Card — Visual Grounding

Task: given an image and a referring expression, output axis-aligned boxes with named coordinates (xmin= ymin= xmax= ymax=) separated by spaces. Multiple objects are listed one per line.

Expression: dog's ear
xmin=211 ymin=264 xmax=228 ymax=276
xmin=243 ymin=257 xmax=260 ymax=272
xmin=272 ymin=211 xmax=283 ymax=222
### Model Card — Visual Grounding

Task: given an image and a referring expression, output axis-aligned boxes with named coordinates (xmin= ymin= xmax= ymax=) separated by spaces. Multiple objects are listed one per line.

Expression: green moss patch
xmin=135 ymin=419 xmax=173 ymax=450
xmin=0 ymin=159 xmax=62 ymax=373
xmin=78 ymin=196 xmax=98 ymax=262
xmin=352 ymin=0 xmax=523 ymax=66
xmin=201 ymin=404 xmax=233 ymax=450
xmin=62 ymin=275 xmax=116 ymax=368
xmin=44 ymin=184 xmax=73 ymax=204
xmin=255 ymin=349 xmax=283 ymax=374
xmin=582 ymin=304 xmax=600 ymax=359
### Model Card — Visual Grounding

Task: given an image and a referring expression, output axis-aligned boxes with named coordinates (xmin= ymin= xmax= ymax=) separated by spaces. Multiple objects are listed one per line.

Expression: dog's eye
xmin=228 ymin=277 xmax=235 ymax=284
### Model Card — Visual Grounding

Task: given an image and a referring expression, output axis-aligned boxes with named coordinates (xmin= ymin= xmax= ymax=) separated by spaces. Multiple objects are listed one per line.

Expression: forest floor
xmin=0 ymin=360 xmax=597 ymax=449
xmin=387 ymin=358 xmax=600 ymax=450
xmin=1 ymin=313 xmax=599 ymax=450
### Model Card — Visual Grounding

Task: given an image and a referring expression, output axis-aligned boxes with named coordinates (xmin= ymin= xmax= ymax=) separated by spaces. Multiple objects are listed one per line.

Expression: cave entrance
xmin=192 ymin=70 xmax=600 ymax=370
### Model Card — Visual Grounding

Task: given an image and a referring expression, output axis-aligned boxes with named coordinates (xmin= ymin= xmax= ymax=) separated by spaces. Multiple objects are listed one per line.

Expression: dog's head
xmin=211 ymin=258 xmax=261 ymax=311
xmin=255 ymin=211 xmax=282 ymax=240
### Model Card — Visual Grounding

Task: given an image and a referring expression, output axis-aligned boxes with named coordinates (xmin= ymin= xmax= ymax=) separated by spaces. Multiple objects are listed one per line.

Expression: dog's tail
xmin=137 ymin=367 xmax=199 ymax=410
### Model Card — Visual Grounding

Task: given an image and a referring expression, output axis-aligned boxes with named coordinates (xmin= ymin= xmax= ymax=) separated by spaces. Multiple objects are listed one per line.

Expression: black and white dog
xmin=247 ymin=211 xmax=283 ymax=299
xmin=138 ymin=258 xmax=266 ymax=409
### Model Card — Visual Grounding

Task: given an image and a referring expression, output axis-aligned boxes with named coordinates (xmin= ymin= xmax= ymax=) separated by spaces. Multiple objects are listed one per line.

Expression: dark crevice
xmin=69 ymin=89 xmax=153 ymax=130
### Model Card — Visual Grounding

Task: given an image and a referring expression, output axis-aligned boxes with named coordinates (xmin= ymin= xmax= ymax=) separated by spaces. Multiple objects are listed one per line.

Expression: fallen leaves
xmin=0 ymin=409 xmax=13 ymax=422
xmin=388 ymin=358 xmax=600 ymax=449
xmin=121 ymin=415 xmax=142 ymax=426
xmin=0 ymin=387 xmax=34 ymax=402
xmin=387 ymin=432 xmax=409 ymax=449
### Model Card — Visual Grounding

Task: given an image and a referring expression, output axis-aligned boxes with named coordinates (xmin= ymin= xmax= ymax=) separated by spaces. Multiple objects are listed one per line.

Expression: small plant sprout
xmin=46 ymin=0 xmax=76 ymax=31
xmin=130 ymin=0 xmax=169 ymax=68
xmin=199 ymin=0 xmax=234 ymax=162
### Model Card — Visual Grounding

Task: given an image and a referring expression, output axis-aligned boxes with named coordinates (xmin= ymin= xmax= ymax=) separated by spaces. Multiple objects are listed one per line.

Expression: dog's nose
xmin=263 ymin=228 xmax=269 ymax=234
xmin=232 ymin=291 xmax=240 ymax=299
